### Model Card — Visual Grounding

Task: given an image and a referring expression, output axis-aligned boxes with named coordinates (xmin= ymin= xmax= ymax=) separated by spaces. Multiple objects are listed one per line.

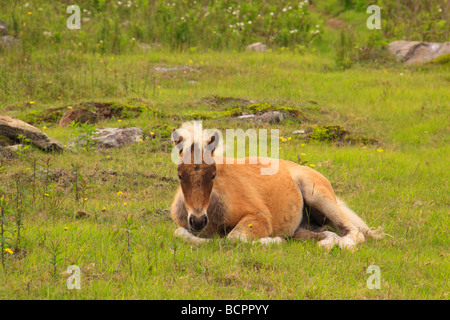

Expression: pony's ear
xmin=206 ymin=131 xmax=219 ymax=156
xmin=171 ymin=128 xmax=184 ymax=155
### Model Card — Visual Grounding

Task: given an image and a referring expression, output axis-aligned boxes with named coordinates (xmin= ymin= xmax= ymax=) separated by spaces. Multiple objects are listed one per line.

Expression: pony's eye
xmin=211 ymin=173 xmax=216 ymax=180
xmin=177 ymin=173 xmax=183 ymax=180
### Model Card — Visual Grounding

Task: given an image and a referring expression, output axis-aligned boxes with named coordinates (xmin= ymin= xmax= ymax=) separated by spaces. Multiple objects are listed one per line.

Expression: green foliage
xmin=378 ymin=0 xmax=449 ymax=42
xmin=0 ymin=0 xmax=320 ymax=52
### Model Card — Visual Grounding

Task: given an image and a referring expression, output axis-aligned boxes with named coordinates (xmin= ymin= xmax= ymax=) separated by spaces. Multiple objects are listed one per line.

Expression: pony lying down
xmin=170 ymin=122 xmax=384 ymax=251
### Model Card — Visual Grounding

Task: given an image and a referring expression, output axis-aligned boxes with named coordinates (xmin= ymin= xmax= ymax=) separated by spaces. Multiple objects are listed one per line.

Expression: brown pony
xmin=170 ymin=125 xmax=384 ymax=251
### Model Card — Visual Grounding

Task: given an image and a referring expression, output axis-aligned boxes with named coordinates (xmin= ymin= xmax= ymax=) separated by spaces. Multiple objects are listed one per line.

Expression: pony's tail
xmin=337 ymin=198 xmax=386 ymax=239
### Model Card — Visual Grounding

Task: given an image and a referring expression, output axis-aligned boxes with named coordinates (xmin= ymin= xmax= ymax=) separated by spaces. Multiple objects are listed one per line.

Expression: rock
xmin=0 ymin=35 xmax=22 ymax=50
xmin=0 ymin=115 xmax=64 ymax=152
xmin=246 ymin=42 xmax=267 ymax=52
xmin=59 ymin=108 xmax=98 ymax=127
xmin=388 ymin=41 xmax=450 ymax=64
xmin=292 ymin=130 xmax=306 ymax=135
xmin=0 ymin=20 xmax=7 ymax=36
xmin=0 ymin=146 xmax=18 ymax=159
xmin=237 ymin=111 xmax=284 ymax=124
xmin=68 ymin=127 xmax=143 ymax=150
xmin=154 ymin=66 xmax=196 ymax=73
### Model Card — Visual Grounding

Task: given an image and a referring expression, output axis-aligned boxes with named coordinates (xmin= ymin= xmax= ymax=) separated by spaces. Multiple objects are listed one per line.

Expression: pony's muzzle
xmin=188 ymin=213 xmax=208 ymax=232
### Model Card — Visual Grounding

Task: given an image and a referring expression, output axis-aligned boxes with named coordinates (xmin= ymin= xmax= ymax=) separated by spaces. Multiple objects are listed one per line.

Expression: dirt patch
xmin=202 ymin=95 xmax=257 ymax=108
xmin=24 ymin=102 xmax=143 ymax=126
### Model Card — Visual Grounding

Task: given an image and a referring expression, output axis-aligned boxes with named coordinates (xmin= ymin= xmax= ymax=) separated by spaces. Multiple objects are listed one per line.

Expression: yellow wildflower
xmin=377 ymin=149 xmax=383 ymax=153
xmin=309 ymin=164 xmax=316 ymax=168
xmin=28 ymin=12 xmax=32 ymax=15
xmin=29 ymin=101 xmax=35 ymax=104
xmin=67 ymin=106 xmax=72 ymax=109
xmin=64 ymin=226 xmax=68 ymax=231
xmin=117 ymin=191 xmax=123 ymax=196
xmin=43 ymin=126 xmax=47 ymax=130
xmin=4 ymin=248 xmax=13 ymax=255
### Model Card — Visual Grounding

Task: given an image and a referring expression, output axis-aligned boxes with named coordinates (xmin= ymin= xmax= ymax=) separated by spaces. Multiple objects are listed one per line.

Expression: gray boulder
xmin=68 ymin=127 xmax=143 ymax=150
xmin=0 ymin=115 xmax=63 ymax=152
xmin=388 ymin=41 xmax=450 ymax=64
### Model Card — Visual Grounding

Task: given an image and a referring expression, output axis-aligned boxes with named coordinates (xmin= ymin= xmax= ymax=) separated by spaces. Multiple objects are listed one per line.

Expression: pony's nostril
xmin=189 ymin=214 xmax=208 ymax=231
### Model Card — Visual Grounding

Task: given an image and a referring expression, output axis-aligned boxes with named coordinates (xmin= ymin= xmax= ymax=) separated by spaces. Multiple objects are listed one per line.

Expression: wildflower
xmin=84 ymin=198 xmax=88 ymax=201
xmin=157 ymin=85 xmax=161 ymax=89
xmin=377 ymin=149 xmax=383 ymax=153
xmin=64 ymin=226 xmax=68 ymax=231
xmin=43 ymin=126 xmax=47 ymax=130
xmin=189 ymin=60 xmax=193 ymax=64
xmin=67 ymin=106 xmax=73 ymax=109
xmin=117 ymin=191 xmax=123 ymax=196
xmin=362 ymin=146 xmax=367 ymax=149
xmin=139 ymin=138 xmax=143 ymax=142
xmin=111 ymin=57 xmax=114 ymax=60
xmin=301 ymin=153 xmax=306 ymax=156
xmin=301 ymin=144 xmax=305 ymax=147
xmin=309 ymin=164 xmax=316 ymax=168
xmin=29 ymin=101 xmax=35 ymax=104
xmin=123 ymin=202 xmax=127 ymax=206
xmin=118 ymin=119 xmax=122 ymax=122
xmin=248 ymin=223 xmax=253 ymax=228
xmin=48 ymin=81 xmax=52 ymax=84
xmin=63 ymin=145 xmax=67 ymax=148
xmin=288 ymin=137 xmax=292 ymax=140
xmin=102 ymin=206 xmax=107 ymax=211
xmin=44 ymin=193 xmax=50 ymax=197
xmin=150 ymin=132 xmax=155 ymax=135
xmin=28 ymin=12 xmax=32 ymax=15
xmin=4 ymin=248 xmax=13 ymax=255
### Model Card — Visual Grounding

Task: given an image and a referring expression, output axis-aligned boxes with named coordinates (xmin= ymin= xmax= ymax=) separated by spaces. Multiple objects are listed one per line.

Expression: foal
xmin=170 ymin=126 xmax=384 ymax=251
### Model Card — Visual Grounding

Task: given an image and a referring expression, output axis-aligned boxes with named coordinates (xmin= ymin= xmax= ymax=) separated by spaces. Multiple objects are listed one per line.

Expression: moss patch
xmin=305 ymin=125 xmax=379 ymax=145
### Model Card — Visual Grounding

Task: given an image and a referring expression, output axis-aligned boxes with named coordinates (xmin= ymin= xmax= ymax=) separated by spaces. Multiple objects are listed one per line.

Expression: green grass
xmin=0 ymin=0 xmax=449 ymax=300
xmin=0 ymin=48 xmax=448 ymax=299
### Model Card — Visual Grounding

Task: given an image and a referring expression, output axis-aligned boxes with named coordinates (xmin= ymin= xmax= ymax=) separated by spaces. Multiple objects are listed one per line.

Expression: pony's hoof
xmin=255 ymin=237 xmax=284 ymax=245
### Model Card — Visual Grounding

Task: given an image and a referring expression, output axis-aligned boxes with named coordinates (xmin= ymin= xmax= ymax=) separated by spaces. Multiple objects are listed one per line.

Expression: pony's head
xmin=172 ymin=127 xmax=219 ymax=232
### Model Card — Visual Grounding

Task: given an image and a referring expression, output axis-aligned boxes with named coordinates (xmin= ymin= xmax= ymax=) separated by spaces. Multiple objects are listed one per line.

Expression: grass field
xmin=0 ymin=1 xmax=449 ymax=300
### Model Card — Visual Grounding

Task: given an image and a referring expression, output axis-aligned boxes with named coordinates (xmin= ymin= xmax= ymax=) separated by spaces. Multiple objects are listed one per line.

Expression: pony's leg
xmin=227 ymin=211 xmax=283 ymax=245
xmin=302 ymin=190 xmax=365 ymax=245
xmin=174 ymin=227 xmax=209 ymax=245
xmin=293 ymin=228 xmax=356 ymax=252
